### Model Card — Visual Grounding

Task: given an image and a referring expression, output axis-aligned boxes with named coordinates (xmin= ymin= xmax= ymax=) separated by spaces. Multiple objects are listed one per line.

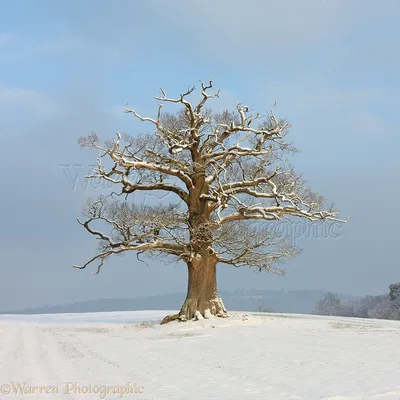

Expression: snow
xmin=0 ymin=310 xmax=399 ymax=399
xmin=194 ymin=311 xmax=204 ymax=320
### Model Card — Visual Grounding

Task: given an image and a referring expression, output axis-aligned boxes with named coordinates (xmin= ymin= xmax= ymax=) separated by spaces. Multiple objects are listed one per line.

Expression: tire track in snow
xmin=0 ymin=323 xmax=63 ymax=399
xmin=43 ymin=324 xmax=147 ymax=397
xmin=0 ymin=323 xmax=22 ymax=383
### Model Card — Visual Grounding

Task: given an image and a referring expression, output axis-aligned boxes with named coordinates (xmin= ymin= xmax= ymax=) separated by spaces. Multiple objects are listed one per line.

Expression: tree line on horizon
xmin=312 ymin=282 xmax=400 ymax=320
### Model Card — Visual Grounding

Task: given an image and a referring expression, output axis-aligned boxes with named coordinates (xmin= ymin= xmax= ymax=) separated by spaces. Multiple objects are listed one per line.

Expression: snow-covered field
xmin=0 ymin=311 xmax=399 ymax=400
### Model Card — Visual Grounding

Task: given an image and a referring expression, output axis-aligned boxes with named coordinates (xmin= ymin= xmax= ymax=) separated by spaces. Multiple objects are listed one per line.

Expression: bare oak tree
xmin=74 ymin=80 xmax=345 ymax=322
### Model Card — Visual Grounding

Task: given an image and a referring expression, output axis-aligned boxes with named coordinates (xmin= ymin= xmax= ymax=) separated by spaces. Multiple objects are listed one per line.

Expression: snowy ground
xmin=0 ymin=311 xmax=399 ymax=400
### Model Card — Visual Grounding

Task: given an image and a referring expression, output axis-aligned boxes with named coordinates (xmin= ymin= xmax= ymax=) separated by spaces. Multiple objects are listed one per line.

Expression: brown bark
xmin=163 ymin=159 xmax=228 ymax=323
xmin=178 ymin=251 xmax=227 ymax=321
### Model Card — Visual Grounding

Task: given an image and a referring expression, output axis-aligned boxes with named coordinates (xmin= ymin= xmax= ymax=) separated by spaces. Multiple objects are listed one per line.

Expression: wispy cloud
xmin=145 ymin=1 xmax=367 ymax=62
xmin=0 ymin=86 xmax=59 ymax=117
xmin=253 ymin=75 xmax=396 ymax=140
xmin=0 ymin=33 xmax=11 ymax=45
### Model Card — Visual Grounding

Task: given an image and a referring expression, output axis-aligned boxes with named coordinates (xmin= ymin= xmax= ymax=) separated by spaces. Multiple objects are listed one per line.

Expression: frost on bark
xmin=74 ymin=80 xmax=346 ymax=323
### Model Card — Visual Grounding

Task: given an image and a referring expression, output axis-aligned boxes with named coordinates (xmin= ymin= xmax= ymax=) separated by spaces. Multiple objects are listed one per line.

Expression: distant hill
xmin=0 ymin=289 xmax=360 ymax=315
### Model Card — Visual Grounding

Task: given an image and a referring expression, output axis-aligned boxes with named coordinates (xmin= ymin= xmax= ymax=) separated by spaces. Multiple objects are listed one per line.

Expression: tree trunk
xmin=178 ymin=252 xmax=227 ymax=321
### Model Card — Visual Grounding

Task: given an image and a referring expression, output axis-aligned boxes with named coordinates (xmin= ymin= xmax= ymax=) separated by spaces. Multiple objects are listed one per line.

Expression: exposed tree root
xmin=179 ymin=295 xmax=228 ymax=321
xmin=160 ymin=296 xmax=228 ymax=325
xmin=160 ymin=313 xmax=181 ymax=325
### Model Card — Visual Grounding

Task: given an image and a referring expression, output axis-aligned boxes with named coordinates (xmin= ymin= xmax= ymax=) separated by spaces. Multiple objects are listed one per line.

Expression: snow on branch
xmin=80 ymin=131 xmax=194 ymax=192
xmin=73 ymin=196 xmax=189 ymax=274
xmin=214 ymin=222 xmax=300 ymax=274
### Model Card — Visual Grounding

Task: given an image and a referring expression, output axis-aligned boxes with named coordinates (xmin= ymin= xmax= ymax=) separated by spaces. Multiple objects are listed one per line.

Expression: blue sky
xmin=1 ymin=0 xmax=399 ymax=310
